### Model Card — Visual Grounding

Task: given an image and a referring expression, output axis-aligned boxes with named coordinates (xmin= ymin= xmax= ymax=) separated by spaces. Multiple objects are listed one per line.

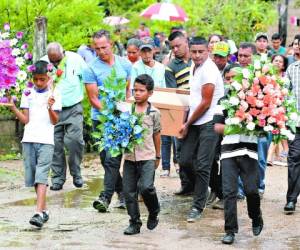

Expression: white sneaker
xmin=273 ymin=160 xmax=288 ymax=166
xmin=160 ymin=170 xmax=170 ymax=177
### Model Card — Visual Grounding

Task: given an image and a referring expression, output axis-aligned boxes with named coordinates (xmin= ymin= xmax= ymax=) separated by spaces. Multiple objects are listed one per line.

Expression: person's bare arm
xmin=214 ymin=123 xmax=225 ymax=134
xmin=85 ymin=83 xmax=102 ymax=110
xmin=126 ymin=79 xmax=131 ymax=99
xmin=153 ymin=132 xmax=161 ymax=169
xmin=47 ymin=96 xmax=59 ymax=125
xmin=179 ymin=83 xmax=215 ymax=138
xmin=9 ymin=99 xmax=29 ymax=124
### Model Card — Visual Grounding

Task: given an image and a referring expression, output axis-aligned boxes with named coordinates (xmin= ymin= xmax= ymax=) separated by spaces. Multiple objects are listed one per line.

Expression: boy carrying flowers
xmin=123 ymin=74 xmax=161 ymax=235
xmin=213 ymin=64 xmax=263 ymax=245
xmin=8 ymin=60 xmax=61 ymax=228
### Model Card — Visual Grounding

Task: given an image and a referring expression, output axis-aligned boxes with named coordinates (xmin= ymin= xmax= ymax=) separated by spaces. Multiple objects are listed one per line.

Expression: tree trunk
xmin=33 ymin=16 xmax=47 ymax=62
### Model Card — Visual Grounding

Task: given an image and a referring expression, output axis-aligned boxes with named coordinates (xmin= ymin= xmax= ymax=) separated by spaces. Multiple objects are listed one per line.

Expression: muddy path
xmin=0 ymin=154 xmax=299 ymax=249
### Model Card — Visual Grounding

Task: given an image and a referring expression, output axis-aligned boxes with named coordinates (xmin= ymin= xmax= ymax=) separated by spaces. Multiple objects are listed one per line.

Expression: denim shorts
xmin=22 ymin=142 xmax=54 ymax=187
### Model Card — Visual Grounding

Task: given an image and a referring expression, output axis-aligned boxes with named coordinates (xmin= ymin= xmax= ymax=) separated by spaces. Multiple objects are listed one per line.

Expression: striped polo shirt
xmin=213 ymin=96 xmax=258 ymax=160
xmin=165 ymin=57 xmax=192 ymax=89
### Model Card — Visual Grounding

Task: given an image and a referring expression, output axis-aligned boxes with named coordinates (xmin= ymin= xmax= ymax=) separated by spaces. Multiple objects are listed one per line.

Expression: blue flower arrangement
xmin=93 ymin=68 xmax=145 ymax=157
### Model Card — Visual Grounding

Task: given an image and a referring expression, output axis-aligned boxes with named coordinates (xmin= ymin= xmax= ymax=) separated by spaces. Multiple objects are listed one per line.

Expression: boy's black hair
xmin=134 ymin=74 xmax=154 ymax=91
xmin=32 ymin=60 xmax=49 ymax=74
xmin=189 ymin=36 xmax=207 ymax=47
xmin=223 ymin=63 xmax=241 ymax=77
xmin=271 ymin=33 xmax=281 ymax=40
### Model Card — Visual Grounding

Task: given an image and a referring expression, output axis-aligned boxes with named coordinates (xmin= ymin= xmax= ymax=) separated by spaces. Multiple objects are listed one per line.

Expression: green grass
xmin=0 ymin=153 xmax=22 ymax=161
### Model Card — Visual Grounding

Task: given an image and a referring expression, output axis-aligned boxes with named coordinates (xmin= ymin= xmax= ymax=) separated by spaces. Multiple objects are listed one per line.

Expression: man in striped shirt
xmin=284 ymin=61 xmax=300 ymax=214
xmin=162 ymin=31 xmax=194 ymax=194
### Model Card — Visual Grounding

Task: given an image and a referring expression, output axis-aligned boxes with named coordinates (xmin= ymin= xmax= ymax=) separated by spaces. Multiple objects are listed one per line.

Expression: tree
xmin=0 ymin=0 xmax=108 ymax=51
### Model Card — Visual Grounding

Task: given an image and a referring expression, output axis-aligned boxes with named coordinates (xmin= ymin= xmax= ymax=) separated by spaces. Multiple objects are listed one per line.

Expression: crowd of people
xmin=7 ymin=23 xmax=300 ymax=245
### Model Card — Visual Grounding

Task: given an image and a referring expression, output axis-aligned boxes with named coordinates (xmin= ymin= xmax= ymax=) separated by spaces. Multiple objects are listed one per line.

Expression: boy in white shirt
xmin=9 ymin=60 xmax=61 ymax=228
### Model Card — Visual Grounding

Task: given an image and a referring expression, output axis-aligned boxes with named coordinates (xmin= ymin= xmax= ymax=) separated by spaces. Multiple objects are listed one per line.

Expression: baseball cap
xmin=255 ymin=32 xmax=268 ymax=41
xmin=139 ymin=37 xmax=155 ymax=50
xmin=212 ymin=41 xmax=230 ymax=57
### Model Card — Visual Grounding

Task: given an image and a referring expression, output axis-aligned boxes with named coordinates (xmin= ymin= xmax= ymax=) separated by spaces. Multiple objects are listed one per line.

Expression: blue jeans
xmin=161 ymin=136 xmax=178 ymax=170
xmin=238 ymin=134 xmax=272 ymax=195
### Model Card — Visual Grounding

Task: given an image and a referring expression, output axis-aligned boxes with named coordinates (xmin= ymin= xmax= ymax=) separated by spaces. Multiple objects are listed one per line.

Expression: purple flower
xmin=27 ymin=81 xmax=34 ymax=88
xmin=47 ymin=63 xmax=54 ymax=72
xmin=21 ymin=43 xmax=28 ymax=50
xmin=27 ymin=64 xmax=36 ymax=72
xmin=16 ymin=31 xmax=24 ymax=39
xmin=0 ymin=97 xmax=9 ymax=103
xmin=24 ymin=89 xmax=31 ymax=96
xmin=24 ymin=52 xmax=32 ymax=60
xmin=3 ymin=23 xmax=10 ymax=31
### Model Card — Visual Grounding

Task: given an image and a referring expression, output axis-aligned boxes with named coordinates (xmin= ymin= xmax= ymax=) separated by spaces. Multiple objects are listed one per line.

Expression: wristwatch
xmin=156 ymin=156 xmax=161 ymax=160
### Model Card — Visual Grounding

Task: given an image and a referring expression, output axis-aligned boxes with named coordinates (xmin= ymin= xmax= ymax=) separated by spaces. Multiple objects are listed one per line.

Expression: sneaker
xmin=93 ymin=197 xmax=109 ymax=212
xmin=212 ymin=199 xmax=224 ymax=210
xmin=174 ymin=163 xmax=180 ymax=174
xmin=206 ymin=191 xmax=217 ymax=206
xmin=124 ymin=220 xmax=142 ymax=235
xmin=116 ymin=193 xmax=126 ymax=209
xmin=252 ymin=215 xmax=264 ymax=236
xmin=273 ymin=160 xmax=288 ymax=167
xmin=42 ymin=211 xmax=49 ymax=223
xmin=147 ymin=214 xmax=159 ymax=230
xmin=73 ymin=177 xmax=84 ymax=188
xmin=160 ymin=170 xmax=170 ymax=178
xmin=222 ymin=233 xmax=235 ymax=244
xmin=187 ymin=208 xmax=202 ymax=223
xmin=237 ymin=193 xmax=245 ymax=201
xmin=29 ymin=213 xmax=44 ymax=228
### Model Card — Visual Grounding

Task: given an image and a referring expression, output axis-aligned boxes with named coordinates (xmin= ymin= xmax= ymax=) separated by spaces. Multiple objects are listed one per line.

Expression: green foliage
xmin=101 ymin=0 xmax=277 ymax=44
xmin=0 ymin=153 xmax=22 ymax=161
xmin=0 ymin=0 xmax=109 ymax=51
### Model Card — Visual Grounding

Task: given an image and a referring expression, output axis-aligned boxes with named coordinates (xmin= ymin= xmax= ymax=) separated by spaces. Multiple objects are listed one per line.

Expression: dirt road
xmin=0 ymin=154 xmax=299 ymax=250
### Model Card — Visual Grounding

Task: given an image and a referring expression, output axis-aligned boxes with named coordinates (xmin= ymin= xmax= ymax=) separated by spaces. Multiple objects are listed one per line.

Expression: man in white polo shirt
xmin=179 ymin=36 xmax=224 ymax=222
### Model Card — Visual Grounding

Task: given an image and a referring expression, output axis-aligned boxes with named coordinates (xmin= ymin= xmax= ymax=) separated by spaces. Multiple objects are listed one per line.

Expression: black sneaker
xmin=124 ymin=221 xmax=142 ymax=235
xmin=115 ymin=192 xmax=126 ymax=209
xmin=222 ymin=233 xmax=235 ymax=244
xmin=42 ymin=211 xmax=49 ymax=223
xmin=73 ymin=177 xmax=84 ymax=188
xmin=93 ymin=197 xmax=109 ymax=212
xmin=50 ymin=184 xmax=63 ymax=191
xmin=252 ymin=215 xmax=264 ymax=236
xmin=187 ymin=208 xmax=202 ymax=223
xmin=147 ymin=214 xmax=159 ymax=230
xmin=29 ymin=214 xmax=44 ymax=228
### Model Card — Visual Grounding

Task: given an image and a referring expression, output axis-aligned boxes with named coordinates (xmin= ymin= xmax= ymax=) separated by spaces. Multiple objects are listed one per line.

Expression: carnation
xmin=229 ymin=96 xmax=240 ymax=106
xmin=267 ymin=117 xmax=276 ymax=124
xmin=246 ymin=122 xmax=256 ymax=131
xmin=232 ymin=81 xmax=242 ymax=91
xmin=238 ymin=91 xmax=246 ymax=100
xmin=240 ymin=100 xmax=248 ymax=110
xmin=290 ymin=112 xmax=298 ymax=121
xmin=242 ymin=79 xmax=250 ymax=89
xmin=262 ymin=65 xmax=269 ymax=74
xmin=242 ymin=68 xmax=250 ymax=79
xmin=253 ymin=60 xmax=261 ymax=70
xmin=264 ymin=125 xmax=274 ymax=132
xmin=17 ymin=71 xmax=27 ymax=81
xmin=10 ymin=38 xmax=18 ymax=47
xmin=1 ymin=32 xmax=9 ymax=39
xmin=15 ymin=57 xmax=25 ymax=66
xmin=12 ymin=48 xmax=21 ymax=56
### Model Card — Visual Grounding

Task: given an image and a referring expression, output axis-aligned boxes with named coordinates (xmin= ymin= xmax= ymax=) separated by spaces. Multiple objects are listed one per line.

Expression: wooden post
xmin=33 ymin=16 xmax=47 ymax=62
